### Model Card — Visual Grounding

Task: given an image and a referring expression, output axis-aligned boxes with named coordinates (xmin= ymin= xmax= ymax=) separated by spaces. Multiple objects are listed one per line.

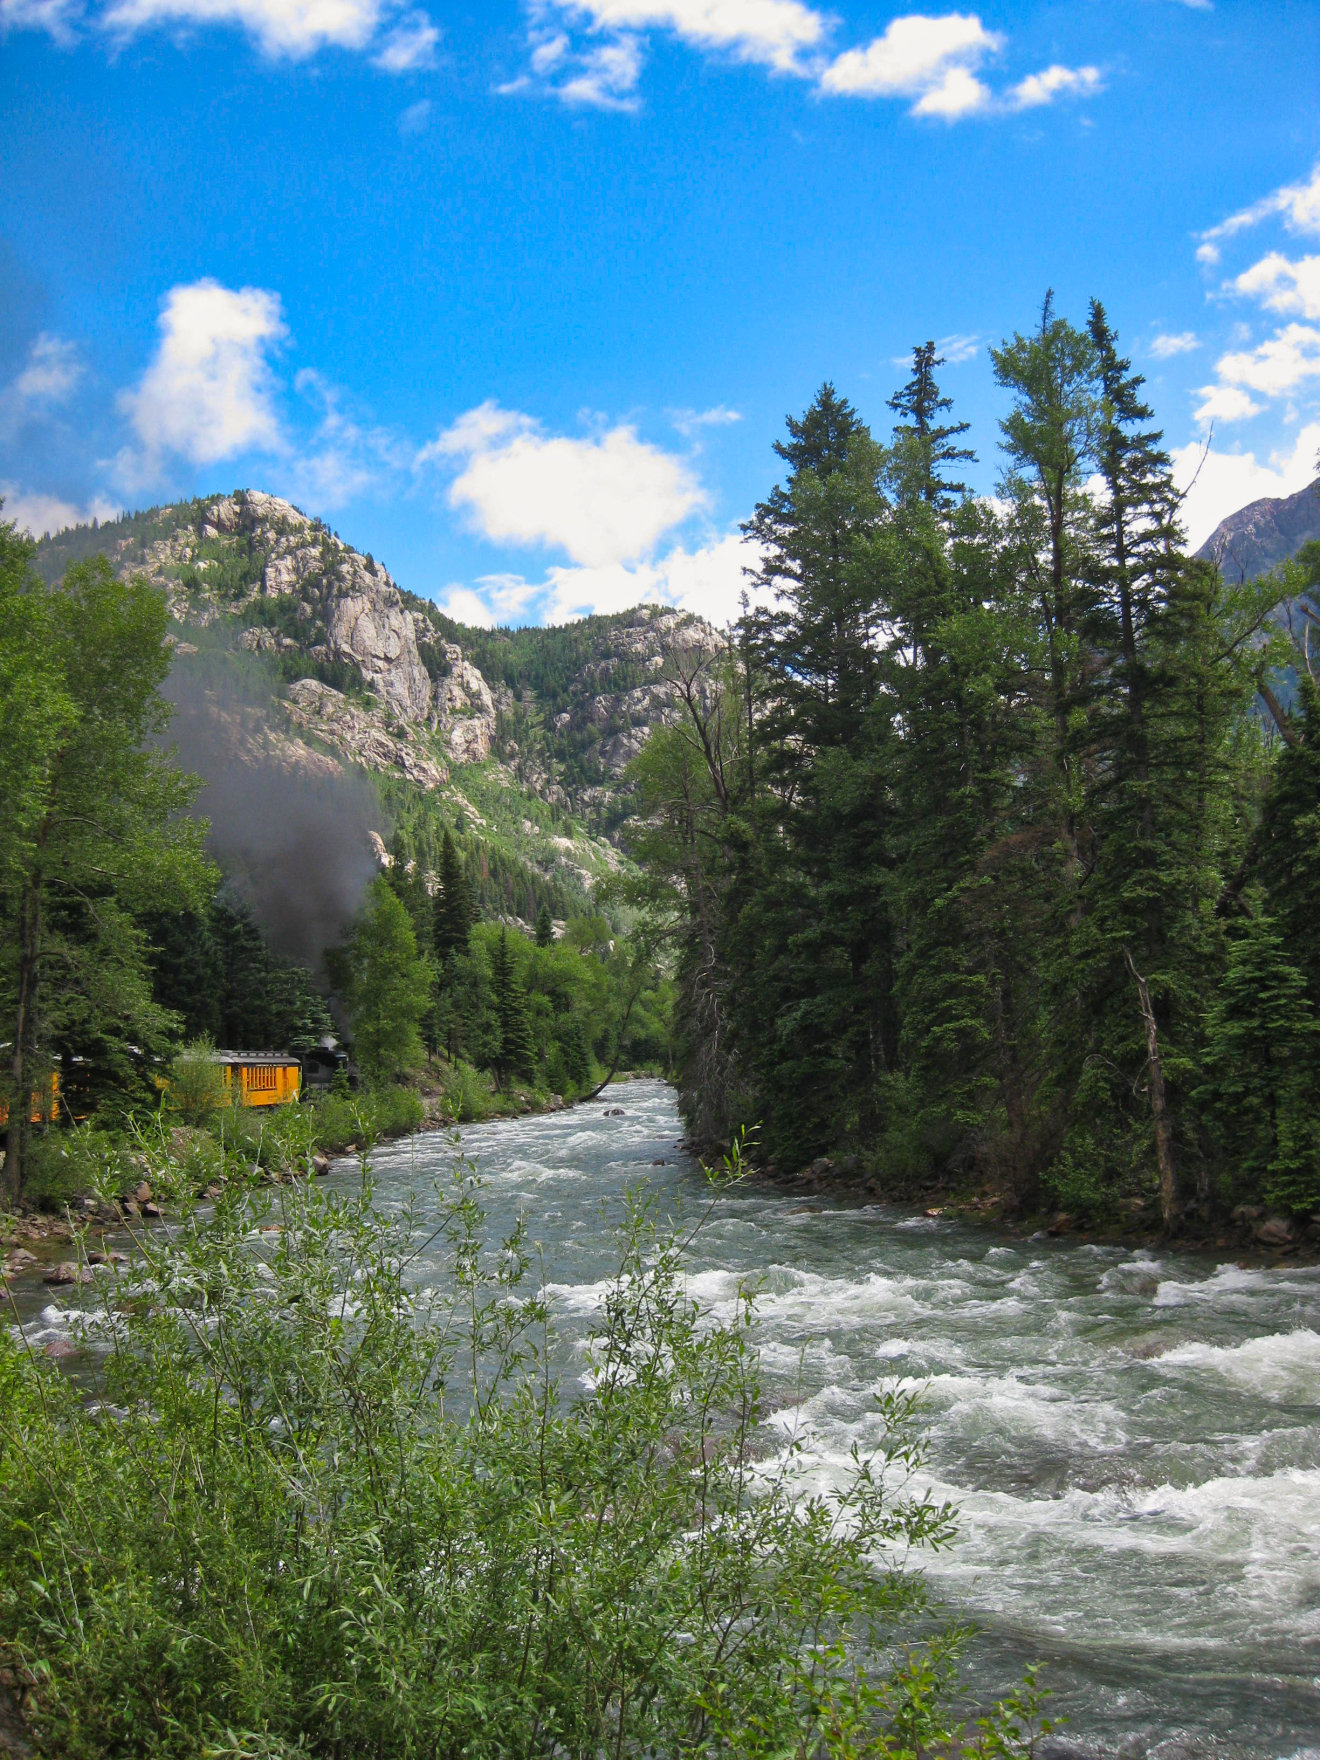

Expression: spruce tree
xmin=1200 ymin=913 xmax=1320 ymax=1215
xmin=535 ymin=901 xmax=553 ymax=947
xmin=887 ymin=341 xmax=976 ymax=509
xmin=434 ymin=829 xmax=473 ymax=961
xmin=491 ymin=929 xmax=535 ymax=1088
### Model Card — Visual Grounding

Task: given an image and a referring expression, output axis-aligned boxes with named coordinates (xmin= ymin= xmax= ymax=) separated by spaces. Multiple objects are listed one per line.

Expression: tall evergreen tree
xmin=434 ymin=829 xmax=473 ymax=961
xmin=535 ymin=901 xmax=554 ymax=947
xmin=887 ymin=341 xmax=976 ymax=510
xmin=491 ymin=929 xmax=535 ymax=1087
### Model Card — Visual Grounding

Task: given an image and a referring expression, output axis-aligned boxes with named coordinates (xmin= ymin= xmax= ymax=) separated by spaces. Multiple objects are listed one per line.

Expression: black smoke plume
xmin=162 ymin=638 xmax=381 ymax=975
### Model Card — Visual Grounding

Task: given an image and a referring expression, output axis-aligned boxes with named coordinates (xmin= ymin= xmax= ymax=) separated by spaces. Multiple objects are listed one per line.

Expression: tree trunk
xmin=2 ymin=879 xmax=41 ymax=1206
xmin=1123 ymin=947 xmax=1179 ymax=1232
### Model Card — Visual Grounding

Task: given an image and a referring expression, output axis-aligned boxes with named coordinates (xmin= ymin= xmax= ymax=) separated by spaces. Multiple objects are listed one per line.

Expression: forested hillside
xmin=630 ymin=307 xmax=1320 ymax=1234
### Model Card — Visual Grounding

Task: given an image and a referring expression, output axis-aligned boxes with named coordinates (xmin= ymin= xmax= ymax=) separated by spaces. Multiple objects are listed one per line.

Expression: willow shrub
xmin=0 ymin=1145 xmax=1006 ymax=1759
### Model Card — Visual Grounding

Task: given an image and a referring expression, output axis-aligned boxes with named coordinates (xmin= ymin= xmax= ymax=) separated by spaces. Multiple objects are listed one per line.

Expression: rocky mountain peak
xmin=1195 ymin=474 xmax=1320 ymax=580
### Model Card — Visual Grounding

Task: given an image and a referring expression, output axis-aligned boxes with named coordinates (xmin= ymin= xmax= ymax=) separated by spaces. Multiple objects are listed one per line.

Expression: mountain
xmin=1194 ymin=474 xmax=1320 ymax=580
xmin=32 ymin=490 xmax=721 ymax=937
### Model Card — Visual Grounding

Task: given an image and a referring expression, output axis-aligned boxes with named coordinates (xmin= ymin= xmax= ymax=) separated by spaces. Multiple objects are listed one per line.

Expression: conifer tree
xmin=491 ymin=929 xmax=535 ymax=1088
xmin=535 ymin=901 xmax=553 ymax=947
xmin=887 ymin=341 xmax=976 ymax=509
xmin=1200 ymin=913 xmax=1320 ymax=1215
xmin=434 ymin=829 xmax=473 ymax=962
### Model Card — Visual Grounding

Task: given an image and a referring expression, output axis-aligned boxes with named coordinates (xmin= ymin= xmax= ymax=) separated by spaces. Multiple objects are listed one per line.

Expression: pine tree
xmin=336 ymin=879 xmax=432 ymax=1083
xmin=887 ymin=341 xmax=976 ymax=510
xmin=1200 ymin=913 xmax=1320 ymax=1215
xmin=535 ymin=901 xmax=553 ymax=947
xmin=491 ymin=929 xmax=535 ymax=1088
xmin=434 ymin=829 xmax=473 ymax=961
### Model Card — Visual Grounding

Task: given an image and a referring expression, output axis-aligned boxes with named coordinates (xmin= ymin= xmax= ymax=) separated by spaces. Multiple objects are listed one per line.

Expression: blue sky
xmin=2 ymin=0 xmax=1319 ymax=626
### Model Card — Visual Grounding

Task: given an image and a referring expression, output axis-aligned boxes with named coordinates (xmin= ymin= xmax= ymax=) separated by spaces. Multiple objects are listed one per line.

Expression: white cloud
xmin=554 ymin=33 xmax=643 ymax=107
xmin=398 ymin=97 xmax=431 ymax=132
xmin=118 ymin=278 xmax=286 ymax=480
xmin=1228 ymin=252 xmax=1320 ymax=322
xmin=1172 ymin=422 xmax=1320 ymax=553
xmin=371 ymin=7 xmax=437 ymax=68
xmin=1192 ymin=384 xmax=1262 ymax=426
xmin=11 ymin=332 xmax=83 ymax=406
xmin=937 ymin=332 xmax=979 ymax=363
xmin=819 ymin=13 xmax=999 ymax=112
xmin=103 ymin=0 xmax=385 ymax=56
xmin=417 ymin=401 xmax=707 ymax=567
xmin=1198 ymin=161 xmax=1320 ymax=260
xmin=554 ymin=0 xmax=826 ymax=73
xmin=5 ymin=0 xmax=443 ymax=68
xmin=911 ymin=64 xmax=989 ymax=117
xmin=1211 ymin=322 xmax=1320 ymax=399
xmin=442 ymin=530 xmax=766 ymax=627
xmin=1004 ymin=62 xmax=1101 ymax=110
xmin=0 ymin=483 xmax=122 ymax=540
xmin=669 ymin=404 xmax=742 ymax=436
xmin=3 ymin=333 xmax=84 ymax=439
xmin=0 ymin=0 xmax=79 ymax=42
xmin=1149 ymin=331 xmax=1199 ymax=358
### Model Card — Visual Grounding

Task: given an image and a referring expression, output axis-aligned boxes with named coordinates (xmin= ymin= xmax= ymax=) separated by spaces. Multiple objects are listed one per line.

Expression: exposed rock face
xmin=326 ymin=591 xmax=434 ymax=723
xmin=33 ymin=492 xmax=721 ymax=823
xmin=285 ymin=679 xmax=447 ymax=790
xmin=433 ymin=643 xmax=497 ymax=762
xmin=1196 ymin=475 xmax=1320 ymax=579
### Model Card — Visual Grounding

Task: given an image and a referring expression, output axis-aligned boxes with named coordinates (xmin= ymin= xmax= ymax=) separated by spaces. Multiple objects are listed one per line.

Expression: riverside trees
xmin=633 ymin=305 xmax=1320 ymax=1227
xmin=0 ymin=530 xmax=214 ymax=1200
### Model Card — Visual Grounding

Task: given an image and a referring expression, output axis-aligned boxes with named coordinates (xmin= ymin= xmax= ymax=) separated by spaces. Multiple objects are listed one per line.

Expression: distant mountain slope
xmin=33 ymin=491 xmax=719 ymax=824
xmin=1195 ymin=474 xmax=1320 ymax=580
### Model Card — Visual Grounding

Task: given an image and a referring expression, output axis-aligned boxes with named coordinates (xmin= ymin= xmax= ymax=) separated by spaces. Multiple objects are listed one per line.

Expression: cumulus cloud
xmin=438 ymin=531 xmax=766 ymax=628
xmin=0 ymin=482 xmax=122 ymax=540
xmin=118 ymin=278 xmax=286 ymax=481
xmin=561 ymin=0 xmax=824 ymax=72
xmin=1228 ymin=252 xmax=1320 ymax=322
xmin=417 ymin=401 xmax=707 ymax=568
xmin=1172 ymin=422 xmax=1320 ymax=553
xmin=508 ymin=4 xmax=1103 ymax=118
xmin=7 ymin=0 xmax=440 ymax=69
xmin=372 ymin=7 xmax=437 ymax=68
xmin=1197 ymin=160 xmax=1320 ymax=265
xmin=1149 ymin=331 xmax=1199 ymax=358
xmin=1211 ymin=323 xmax=1320 ymax=400
xmin=1192 ymin=385 xmax=1262 ymax=426
xmin=0 ymin=0 xmax=79 ymax=41
xmin=1004 ymin=62 xmax=1101 ymax=110
xmin=819 ymin=13 xmax=999 ymax=113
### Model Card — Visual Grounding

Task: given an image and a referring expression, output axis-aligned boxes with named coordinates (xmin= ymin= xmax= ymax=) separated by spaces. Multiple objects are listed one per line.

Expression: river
xmin=12 ymin=1078 xmax=1320 ymax=1757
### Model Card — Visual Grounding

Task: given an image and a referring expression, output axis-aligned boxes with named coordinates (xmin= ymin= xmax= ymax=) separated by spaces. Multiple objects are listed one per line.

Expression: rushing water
xmin=12 ymin=1078 xmax=1320 ymax=1757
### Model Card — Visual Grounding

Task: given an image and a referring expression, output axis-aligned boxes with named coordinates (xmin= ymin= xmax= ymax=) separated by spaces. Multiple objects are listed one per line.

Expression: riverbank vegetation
xmin=632 ymin=302 xmax=1320 ymax=1235
xmin=0 ymin=1137 xmax=1049 ymax=1760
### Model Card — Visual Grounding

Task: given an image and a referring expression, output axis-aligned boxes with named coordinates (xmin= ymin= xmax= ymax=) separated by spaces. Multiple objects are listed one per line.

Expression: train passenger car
xmin=0 ymin=1069 xmax=61 ymax=1128
xmin=213 ymin=1052 xmax=302 ymax=1107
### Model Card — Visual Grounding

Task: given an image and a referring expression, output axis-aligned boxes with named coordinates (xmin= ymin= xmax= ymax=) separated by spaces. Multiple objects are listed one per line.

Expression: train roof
xmin=209 ymin=1051 xmax=303 ymax=1067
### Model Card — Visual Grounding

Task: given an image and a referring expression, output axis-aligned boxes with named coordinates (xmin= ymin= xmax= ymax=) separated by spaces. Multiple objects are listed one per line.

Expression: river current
xmin=13 ymin=1078 xmax=1320 ymax=1757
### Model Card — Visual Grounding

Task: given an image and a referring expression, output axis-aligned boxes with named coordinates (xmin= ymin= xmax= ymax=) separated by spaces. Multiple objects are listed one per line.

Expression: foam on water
xmin=9 ymin=1078 xmax=1318 ymax=1758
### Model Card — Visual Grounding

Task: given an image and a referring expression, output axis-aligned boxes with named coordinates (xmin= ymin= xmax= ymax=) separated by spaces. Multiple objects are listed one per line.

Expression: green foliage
xmin=332 ymin=879 xmax=433 ymax=1082
xmin=1199 ymin=912 xmax=1320 ymax=1215
xmin=0 ymin=1157 xmax=968 ymax=1759
xmin=491 ymin=928 xmax=536 ymax=1086
xmin=148 ymin=898 xmax=335 ymax=1053
xmin=634 ymin=305 xmax=1315 ymax=1228
xmin=164 ymin=1036 xmax=232 ymax=1127
xmin=0 ymin=542 xmax=216 ymax=1200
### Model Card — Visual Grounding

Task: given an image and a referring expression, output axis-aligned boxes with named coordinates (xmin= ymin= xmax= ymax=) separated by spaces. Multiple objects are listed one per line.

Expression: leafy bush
xmin=0 ymin=1153 xmax=984 ymax=1759
xmin=163 ymin=1037 xmax=232 ymax=1127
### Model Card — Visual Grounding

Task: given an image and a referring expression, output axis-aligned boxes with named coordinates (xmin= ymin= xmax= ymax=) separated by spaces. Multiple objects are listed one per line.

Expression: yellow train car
xmin=214 ymin=1053 xmax=301 ymax=1108
xmin=0 ymin=1069 xmax=61 ymax=1128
